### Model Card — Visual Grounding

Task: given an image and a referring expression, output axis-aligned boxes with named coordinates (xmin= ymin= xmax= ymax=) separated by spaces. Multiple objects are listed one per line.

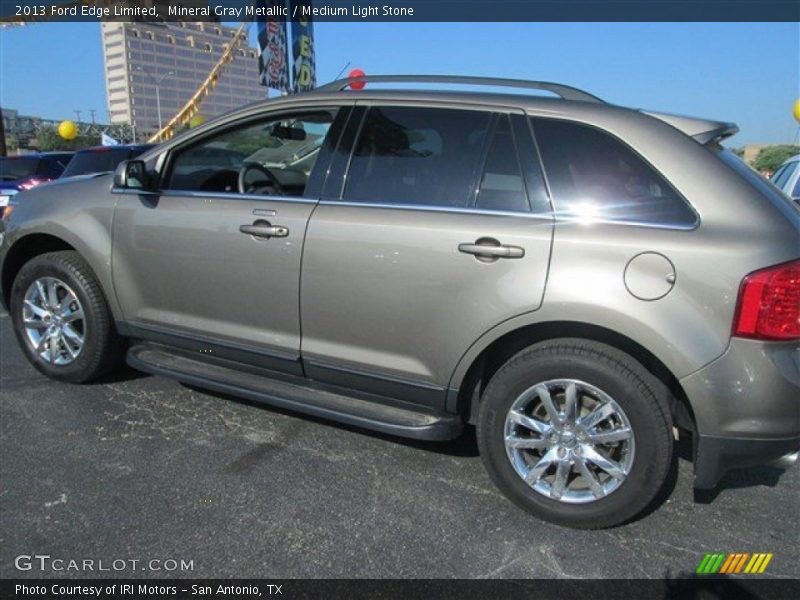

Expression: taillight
xmin=733 ymin=260 xmax=800 ymax=340
xmin=18 ymin=177 xmax=50 ymax=191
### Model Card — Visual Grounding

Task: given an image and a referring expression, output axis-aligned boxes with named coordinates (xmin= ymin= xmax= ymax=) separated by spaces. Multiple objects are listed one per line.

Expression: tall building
xmin=102 ymin=21 xmax=265 ymax=140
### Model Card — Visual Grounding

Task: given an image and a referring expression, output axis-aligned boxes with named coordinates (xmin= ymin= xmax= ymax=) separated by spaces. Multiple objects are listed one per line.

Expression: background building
xmin=102 ymin=21 xmax=265 ymax=140
xmin=741 ymin=144 xmax=770 ymax=165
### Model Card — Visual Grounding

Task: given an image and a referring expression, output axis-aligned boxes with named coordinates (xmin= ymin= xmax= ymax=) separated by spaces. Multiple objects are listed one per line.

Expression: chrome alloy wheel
xmin=503 ymin=379 xmax=635 ymax=504
xmin=21 ymin=277 xmax=85 ymax=366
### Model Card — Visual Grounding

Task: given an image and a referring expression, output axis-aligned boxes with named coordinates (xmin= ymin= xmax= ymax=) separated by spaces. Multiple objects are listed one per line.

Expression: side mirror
xmin=113 ymin=160 xmax=152 ymax=191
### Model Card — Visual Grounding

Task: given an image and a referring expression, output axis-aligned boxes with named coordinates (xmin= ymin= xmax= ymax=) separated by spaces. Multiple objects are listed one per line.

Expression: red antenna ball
xmin=348 ymin=68 xmax=366 ymax=90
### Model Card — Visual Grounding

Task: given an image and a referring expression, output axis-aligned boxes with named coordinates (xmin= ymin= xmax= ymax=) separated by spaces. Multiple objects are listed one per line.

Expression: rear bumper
xmin=680 ymin=338 xmax=800 ymax=489
xmin=693 ymin=434 xmax=800 ymax=489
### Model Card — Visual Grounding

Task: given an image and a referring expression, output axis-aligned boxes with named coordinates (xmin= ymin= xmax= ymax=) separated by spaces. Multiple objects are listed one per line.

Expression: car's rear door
xmin=300 ymin=103 xmax=554 ymax=408
xmin=112 ymin=106 xmax=350 ymax=374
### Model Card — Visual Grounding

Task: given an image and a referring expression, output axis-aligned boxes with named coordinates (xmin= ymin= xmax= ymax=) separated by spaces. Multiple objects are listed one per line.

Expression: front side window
xmin=532 ymin=118 xmax=696 ymax=226
xmin=343 ymin=106 xmax=490 ymax=207
xmin=165 ymin=110 xmax=337 ymax=198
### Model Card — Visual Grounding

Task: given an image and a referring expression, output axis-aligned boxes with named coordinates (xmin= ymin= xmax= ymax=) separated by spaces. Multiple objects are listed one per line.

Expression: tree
xmin=753 ymin=145 xmax=800 ymax=174
xmin=33 ymin=125 xmax=98 ymax=151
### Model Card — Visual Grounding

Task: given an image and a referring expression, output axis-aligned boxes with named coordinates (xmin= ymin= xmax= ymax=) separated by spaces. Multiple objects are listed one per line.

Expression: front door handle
xmin=458 ymin=241 xmax=525 ymax=259
xmin=240 ymin=222 xmax=289 ymax=238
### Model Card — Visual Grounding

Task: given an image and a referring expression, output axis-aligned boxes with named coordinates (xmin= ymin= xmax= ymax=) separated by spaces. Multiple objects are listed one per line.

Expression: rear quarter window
xmin=531 ymin=118 xmax=697 ymax=227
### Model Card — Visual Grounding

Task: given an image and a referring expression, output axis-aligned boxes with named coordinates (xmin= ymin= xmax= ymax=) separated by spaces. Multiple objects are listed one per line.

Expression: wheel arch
xmin=450 ymin=320 xmax=696 ymax=434
xmin=1 ymin=233 xmax=79 ymax=311
xmin=1 ymin=230 xmax=120 ymax=324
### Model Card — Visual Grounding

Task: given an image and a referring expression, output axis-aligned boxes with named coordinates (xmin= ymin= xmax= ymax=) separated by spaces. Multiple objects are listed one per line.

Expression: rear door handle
xmin=458 ymin=242 xmax=525 ymax=259
xmin=240 ymin=223 xmax=290 ymax=238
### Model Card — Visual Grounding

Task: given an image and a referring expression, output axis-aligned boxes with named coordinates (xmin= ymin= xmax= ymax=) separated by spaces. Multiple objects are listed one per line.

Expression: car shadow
xmin=694 ymin=466 xmax=789 ymax=503
xmin=179 ymin=382 xmax=481 ymax=458
xmin=91 ymin=363 xmax=150 ymax=385
xmin=671 ymin=428 xmax=790 ymax=503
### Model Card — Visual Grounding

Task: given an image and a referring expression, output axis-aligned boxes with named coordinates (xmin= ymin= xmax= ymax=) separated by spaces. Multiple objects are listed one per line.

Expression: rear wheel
xmin=10 ymin=251 xmax=125 ymax=383
xmin=477 ymin=338 xmax=673 ymax=529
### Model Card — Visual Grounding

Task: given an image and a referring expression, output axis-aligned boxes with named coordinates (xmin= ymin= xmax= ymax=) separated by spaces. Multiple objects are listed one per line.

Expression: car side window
xmin=770 ymin=164 xmax=788 ymax=184
xmin=773 ymin=162 xmax=797 ymax=188
xmin=164 ymin=110 xmax=337 ymax=198
xmin=342 ymin=106 xmax=490 ymax=207
xmin=475 ymin=116 xmax=530 ymax=213
xmin=532 ymin=118 xmax=697 ymax=226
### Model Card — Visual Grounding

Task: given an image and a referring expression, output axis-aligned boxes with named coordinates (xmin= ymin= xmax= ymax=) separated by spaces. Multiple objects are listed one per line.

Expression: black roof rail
xmin=316 ymin=74 xmax=603 ymax=103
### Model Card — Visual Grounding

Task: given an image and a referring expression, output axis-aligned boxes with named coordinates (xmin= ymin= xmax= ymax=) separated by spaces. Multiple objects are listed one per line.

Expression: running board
xmin=127 ymin=344 xmax=463 ymax=441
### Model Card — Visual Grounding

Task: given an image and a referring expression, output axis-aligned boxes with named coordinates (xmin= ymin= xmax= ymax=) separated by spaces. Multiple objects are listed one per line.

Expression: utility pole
xmin=89 ymin=109 xmax=96 ymax=124
xmin=136 ymin=66 xmax=174 ymax=132
xmin=74 ymin=110 xmax=82 ymax=123
xmin=0 ymin=105 xmax=6 ymax=157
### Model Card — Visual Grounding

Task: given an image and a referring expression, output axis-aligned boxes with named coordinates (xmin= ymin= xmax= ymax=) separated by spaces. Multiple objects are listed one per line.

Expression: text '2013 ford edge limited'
xmin=1 ymin=75 xmax=798 ymax=528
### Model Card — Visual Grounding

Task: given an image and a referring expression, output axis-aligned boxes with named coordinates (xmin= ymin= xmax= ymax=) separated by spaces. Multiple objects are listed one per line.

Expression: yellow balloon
xmin=794 ymin=99 xmax=800 ymax=124
xmin=58 ymin=120 xmax=78 ymax=140
xmin=189 ymin=114 xmax=207 ymax=128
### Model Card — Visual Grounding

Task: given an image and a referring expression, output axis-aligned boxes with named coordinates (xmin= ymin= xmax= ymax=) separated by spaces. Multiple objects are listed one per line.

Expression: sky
xmin=1 ymin=21 xmax=798 ymax=145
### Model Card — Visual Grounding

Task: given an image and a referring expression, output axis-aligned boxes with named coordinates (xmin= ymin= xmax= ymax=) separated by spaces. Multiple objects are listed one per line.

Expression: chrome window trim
xmin=161 ymin=190 xmax=319 ymax=204
xmin=110 ymin=187 xmax=318 ymax=205
xmin=320 ymin=199 xmax=552 ymax=220
xmin=318 ymin=199 xmax=697 ymax=230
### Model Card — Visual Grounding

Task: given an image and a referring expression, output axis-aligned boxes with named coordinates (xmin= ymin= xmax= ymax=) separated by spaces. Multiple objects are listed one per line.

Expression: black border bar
xmin=3 ymin=578 xmax=800 ymax=599
xmin=2 ymin=0 xmax=799 ymax=22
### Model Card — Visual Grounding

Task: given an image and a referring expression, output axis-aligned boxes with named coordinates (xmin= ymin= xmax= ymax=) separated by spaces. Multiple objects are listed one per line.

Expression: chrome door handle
xmin=458 ymin=242 xmax=525 ymax=259
xmin=240 ymin=224 xmax=290 ymax=238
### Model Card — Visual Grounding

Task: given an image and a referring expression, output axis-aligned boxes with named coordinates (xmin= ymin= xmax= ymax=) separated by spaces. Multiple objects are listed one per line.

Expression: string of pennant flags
xmin=148 ymin=21 xmax=248 ymax=142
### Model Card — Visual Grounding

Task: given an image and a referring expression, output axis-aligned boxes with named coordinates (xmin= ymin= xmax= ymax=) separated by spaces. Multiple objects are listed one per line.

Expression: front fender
xmin=0 ymin=175 xmax=121 ymax=319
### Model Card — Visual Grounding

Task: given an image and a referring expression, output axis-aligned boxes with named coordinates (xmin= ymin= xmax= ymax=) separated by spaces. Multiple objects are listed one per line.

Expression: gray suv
xmin=1 ymin=75 xmax=798 ymax=528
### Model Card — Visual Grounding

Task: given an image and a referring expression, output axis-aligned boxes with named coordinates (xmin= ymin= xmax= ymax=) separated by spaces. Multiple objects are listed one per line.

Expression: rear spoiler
xmin=642 ymin=110 xmax=739 ymax=145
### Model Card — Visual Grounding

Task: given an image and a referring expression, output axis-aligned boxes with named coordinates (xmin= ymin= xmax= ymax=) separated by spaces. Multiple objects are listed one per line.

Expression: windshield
xmin=0 ymin=157 xmax=40 ymax=181
xmin=61 ymin=148 xmax=132 ymax=177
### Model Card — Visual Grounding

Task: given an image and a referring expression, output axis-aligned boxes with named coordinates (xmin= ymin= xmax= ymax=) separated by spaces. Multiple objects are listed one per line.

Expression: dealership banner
xmin=256 ymin=0 xmax=291 ymax=93
xmin=289 ymin=0 xmax=316 ymax=93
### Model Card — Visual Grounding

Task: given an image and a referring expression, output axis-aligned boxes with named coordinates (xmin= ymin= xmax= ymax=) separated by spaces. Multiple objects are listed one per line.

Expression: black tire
xmin=477 ymin=338 xmax=673 ymax=529
xmin=9 ymin=251 xmax=125 ymax=383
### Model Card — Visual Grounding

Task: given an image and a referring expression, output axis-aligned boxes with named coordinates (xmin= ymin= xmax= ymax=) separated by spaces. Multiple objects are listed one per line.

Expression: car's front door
xmin=300 ymin=104 xmax=554 ymax=406
xmin=112 ymin=106 xmax=348 ymax=373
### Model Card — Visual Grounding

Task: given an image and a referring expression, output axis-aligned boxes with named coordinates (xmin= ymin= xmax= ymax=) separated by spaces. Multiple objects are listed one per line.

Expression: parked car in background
xmin=60 ymin=144 xmax=156 ymax=178
xmin=0 ymin=75 xmax=797 ymax=529
xmin=0 ymin=153 xmax=73 ymax=217
xmin=770 ymin=154 xmax=800 ymax=203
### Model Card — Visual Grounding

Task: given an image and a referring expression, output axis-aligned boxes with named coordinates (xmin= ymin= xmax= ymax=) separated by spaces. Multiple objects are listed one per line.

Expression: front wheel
xmin=10 ymin=251 xmax=125 ymax=383
xmin=477 ymin=339 xmax=673 ymax=529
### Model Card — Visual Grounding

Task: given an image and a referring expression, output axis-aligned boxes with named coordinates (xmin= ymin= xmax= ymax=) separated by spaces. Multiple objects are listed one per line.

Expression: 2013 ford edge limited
xmin=1 ymin=75 xmax=798 ymax=528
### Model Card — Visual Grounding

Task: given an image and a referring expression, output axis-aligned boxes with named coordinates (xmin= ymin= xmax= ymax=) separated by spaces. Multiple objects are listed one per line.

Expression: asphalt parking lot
xmin=1 ymin=308 xmax=798 ymax=580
